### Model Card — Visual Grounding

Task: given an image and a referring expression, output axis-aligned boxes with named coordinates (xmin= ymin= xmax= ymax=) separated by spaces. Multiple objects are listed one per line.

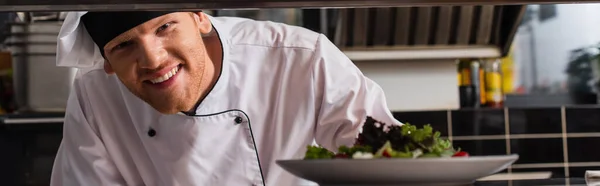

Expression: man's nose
xmin=138 ymin=39 xmax=167 ymax=69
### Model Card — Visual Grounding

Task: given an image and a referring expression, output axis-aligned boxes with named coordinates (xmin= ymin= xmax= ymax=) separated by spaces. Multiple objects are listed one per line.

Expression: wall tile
xmin=393 ymin=111 xmax=449 ymax=136
xmin=25 ymin=155 xmax=55 ymax=186
xmin=509 ymin=108 xmax=562 ymax=134
xmin=30 ymin=133 xmax=62 ymax=155
xmin=476 ymin=177 xmax=585 ymax=186
xmin=566 ymin=107 xmax=600 ymax=133
xmin=0 ymin=130 xmax=27 ymax=185
xmin=567 ymin=137 xmax=600 ymax=162
xmin=510 ymin=138 xmax=564 ymax=164
xmin=510 ymin=167 xmax=566 ymax=179
xmin=452 ymin=139 xmax=506 ymax=156
xmin=451 ymin=108 xmax=505 ymax=136
xmin=0 ymin=124 xmax=62 ymax=186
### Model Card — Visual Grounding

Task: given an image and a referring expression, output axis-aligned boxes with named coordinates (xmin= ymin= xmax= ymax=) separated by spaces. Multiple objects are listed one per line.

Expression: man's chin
xmin=145 ymin=100 xmax=183 ymax=115
xmin=152 ymin=106 xmax=181 ymax=115
xmin=157 ymin=109 xmax=179 ymax=115
xmin=137 ymin=90 xmax=197 ymax=115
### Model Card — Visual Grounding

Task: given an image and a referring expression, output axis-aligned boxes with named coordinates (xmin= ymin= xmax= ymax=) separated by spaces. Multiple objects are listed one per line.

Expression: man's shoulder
xmin=73 ymin=68 xmax=115 ymax=86
xmin=216 ymin=16 xmax=321 ymax=51
xmin=70 ymin=68 xmax=155 ymax=115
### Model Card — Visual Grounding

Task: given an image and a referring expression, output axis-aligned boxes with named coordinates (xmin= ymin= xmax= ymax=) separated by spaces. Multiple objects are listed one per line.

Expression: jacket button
xmin=234 ymin=116 xmax=243 ymax=124
xmin=147 ymin=128 xmax=156 ymax=137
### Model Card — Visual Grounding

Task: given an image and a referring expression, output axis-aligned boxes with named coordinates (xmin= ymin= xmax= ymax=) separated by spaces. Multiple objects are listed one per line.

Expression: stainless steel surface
xmin=5 ymin=34 xmax=57 ymax=43
xmin=476 ymin=5 xmax=495 ymax=44
xmin=334 ymin=5 xmax=525 ymax=57
xmin=352 ymin=8 xmax=368 ymax=47
xmin=0 ymin=0 xmax=593 ymax=11
xmin=8 ymin=23 xmax=62 ymax=33
xmin=456 ymin=6 xmax=474 ymax=45
xmin=394 ymin=7 xmax=411 ymax=46
xmin=11 ymin=54 xmax=76 ymax=112
xmin=373 ymin=8 xmax=391 ymax=46
xmin=7 ymin=44 xmax=56 ymax=54
xmin=414 ymin=7 xmax=432 ymax=45
xmin=2 ymin=117 xmax=65 ymax=124
xmin=342 ymin=46 xmax=501 ymax=60
xmin=435 ymin=6 xmax=452 ymax=45
xmin=6 ymin=22 xmax=76 ymax=112
xmin=333 ymin=9 xmax=347 ymax=47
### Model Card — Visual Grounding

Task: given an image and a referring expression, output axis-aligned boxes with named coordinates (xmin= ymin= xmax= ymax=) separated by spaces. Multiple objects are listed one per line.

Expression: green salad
xmin=304 ymin=117 xmax=468 ymax=159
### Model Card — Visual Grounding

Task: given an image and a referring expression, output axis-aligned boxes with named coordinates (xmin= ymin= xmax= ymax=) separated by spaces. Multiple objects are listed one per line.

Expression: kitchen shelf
xmin=2 ymin=117 xmax=64 ymax=124
xmin=0 ymin=0 xmax=597 ymax=11
xmin=0 ymin=112 xmax=65 ymax=125
xmin=342 ymin=46 xmax=501 ymax=61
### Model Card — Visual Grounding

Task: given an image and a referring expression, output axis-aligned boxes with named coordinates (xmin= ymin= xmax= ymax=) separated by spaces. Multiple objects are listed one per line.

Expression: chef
xmin=50 ymin=11 xmax=402 ymax=186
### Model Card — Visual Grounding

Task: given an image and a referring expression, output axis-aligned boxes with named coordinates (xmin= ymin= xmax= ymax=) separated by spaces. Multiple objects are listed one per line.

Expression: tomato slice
xmin=453 ymin=151 xmax=469 ymax=157
xmin=382 ymin=150 xmax=392 ymax=158
xmin=335 ymin=154 xmax=349 ymax=159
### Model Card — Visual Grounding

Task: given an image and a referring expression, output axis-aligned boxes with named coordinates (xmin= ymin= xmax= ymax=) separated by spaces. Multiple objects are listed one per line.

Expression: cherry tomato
xmin=453 ymin=151 xmax=469 ymax=157
xmin=382 ymin=150 xmax=392 ymax=158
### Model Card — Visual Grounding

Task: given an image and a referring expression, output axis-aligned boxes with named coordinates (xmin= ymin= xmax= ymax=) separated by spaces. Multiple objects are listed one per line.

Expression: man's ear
xmin=104 ymin=60 xmax=115 ymax=74
xmin=192 ymin=12 xmax=213 ymax=36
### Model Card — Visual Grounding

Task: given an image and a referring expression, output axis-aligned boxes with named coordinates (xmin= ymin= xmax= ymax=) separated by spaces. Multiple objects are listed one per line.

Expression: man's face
xmin=102 ymin=12 xmax=212 ymax=114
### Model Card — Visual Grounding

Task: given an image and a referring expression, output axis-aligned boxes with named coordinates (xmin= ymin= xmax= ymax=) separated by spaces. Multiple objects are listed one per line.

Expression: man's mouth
xmin=149 ymin=65 xmax=180 ymax=84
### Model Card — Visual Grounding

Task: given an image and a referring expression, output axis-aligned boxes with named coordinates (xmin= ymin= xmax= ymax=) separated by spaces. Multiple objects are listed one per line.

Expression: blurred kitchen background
xmin=211 ymin=4 xmax=600 ymax=110
xmin=2 ymin=3 xmax=600 ymax=185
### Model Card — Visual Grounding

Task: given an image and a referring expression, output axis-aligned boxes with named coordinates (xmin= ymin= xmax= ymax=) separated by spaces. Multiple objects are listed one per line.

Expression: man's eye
xmin=157 ymin=22 xmax=172 ymax=33
xmin=113 ymin=41 xmax=131 ymax=51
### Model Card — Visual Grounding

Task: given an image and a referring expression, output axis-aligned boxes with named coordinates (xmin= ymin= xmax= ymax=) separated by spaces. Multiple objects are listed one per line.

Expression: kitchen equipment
xmin=277 ymin=154 xmax=519 ymax=186
xmin=334 ymin=5 xmax=525 ymax=61
xmin=4 ymin=21 xmax=76 ymax=112
xmin=566 ymin=46 xmax=598 ymax=104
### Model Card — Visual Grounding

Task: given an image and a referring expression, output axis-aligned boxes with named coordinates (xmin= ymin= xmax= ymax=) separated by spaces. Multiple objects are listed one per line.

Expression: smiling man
xmin=50 ymin=11 xmax=402 ymax=186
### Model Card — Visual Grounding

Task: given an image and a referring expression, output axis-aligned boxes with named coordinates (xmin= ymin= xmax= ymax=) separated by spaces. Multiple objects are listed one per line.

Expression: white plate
xmin=277 ymin=154 xmax=519 ymax=186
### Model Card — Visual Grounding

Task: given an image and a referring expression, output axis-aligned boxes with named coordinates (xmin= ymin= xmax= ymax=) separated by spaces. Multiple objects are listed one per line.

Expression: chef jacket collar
xmin=176 ymin=15 xmax=231 ymax=116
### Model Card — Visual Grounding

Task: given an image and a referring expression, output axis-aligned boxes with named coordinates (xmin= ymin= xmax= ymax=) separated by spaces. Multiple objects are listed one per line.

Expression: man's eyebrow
xmin=105 ymin=32 xmax=134 ymax=49
xmin=150 ymin=14 xmax=175 ymax=29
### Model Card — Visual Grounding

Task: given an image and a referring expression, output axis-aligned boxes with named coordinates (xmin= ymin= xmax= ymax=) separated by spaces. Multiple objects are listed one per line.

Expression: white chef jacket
xmin=50 ymin=13 xmax=402 ymax=186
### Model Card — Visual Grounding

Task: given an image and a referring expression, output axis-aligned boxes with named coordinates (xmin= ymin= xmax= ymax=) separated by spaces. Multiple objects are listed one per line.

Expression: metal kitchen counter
xmin=299 ymin=178 xmax=588 ymax=186
xmin=0 ymin=112 xmax=64 ymax=125
xmin=0 ymin=112 xmax=64 ymax=132
xmin=474 ymin=178 xmax=588 ymax=186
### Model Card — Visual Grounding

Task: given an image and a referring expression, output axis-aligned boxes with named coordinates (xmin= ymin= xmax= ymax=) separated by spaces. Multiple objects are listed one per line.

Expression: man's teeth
xmin=150 ymin=66 xmax=179 ymax=84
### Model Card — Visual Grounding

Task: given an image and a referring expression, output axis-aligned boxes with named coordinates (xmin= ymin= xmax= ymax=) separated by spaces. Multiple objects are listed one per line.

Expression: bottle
xmin=457 ymin=59 xmax=484 ymax=108
xmin=483 ymin=59 xmax=504 ymax=108
xmin=457 ymin=59 xmax=473 ymax=108
xmin=473 ymin=59 xmax=486 ymax=107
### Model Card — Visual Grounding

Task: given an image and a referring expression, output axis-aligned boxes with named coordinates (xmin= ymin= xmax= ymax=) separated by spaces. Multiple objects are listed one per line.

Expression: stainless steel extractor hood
xmin=331 ymin=5 xmax=525 ymax=60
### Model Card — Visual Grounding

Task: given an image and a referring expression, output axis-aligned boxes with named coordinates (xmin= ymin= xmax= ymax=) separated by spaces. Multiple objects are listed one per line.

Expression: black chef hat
xmin=81 ymin=11 xmax=175 ymax=56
